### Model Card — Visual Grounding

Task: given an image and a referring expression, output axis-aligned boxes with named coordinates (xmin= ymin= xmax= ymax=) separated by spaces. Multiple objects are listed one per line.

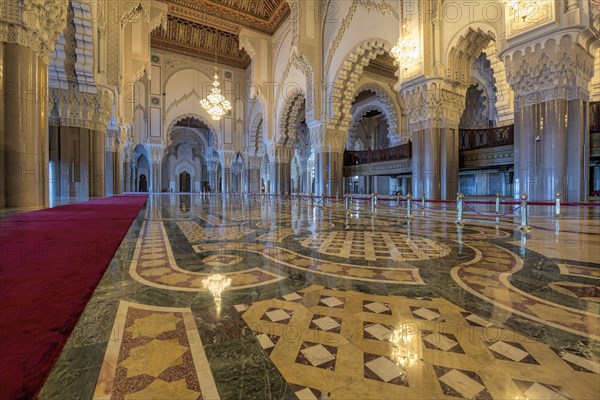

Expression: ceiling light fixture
xmin=200 ymin=46 xmax=231 ymax=121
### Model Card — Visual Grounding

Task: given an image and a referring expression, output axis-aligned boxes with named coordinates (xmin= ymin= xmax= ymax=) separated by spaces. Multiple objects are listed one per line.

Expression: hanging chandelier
xmin=391 ymin=37 xmax=418 ymax=65
xmin=391 ymin=4 xmax=418 ymax=67
xmin=200 ymin=68 xmax=231 ymax=121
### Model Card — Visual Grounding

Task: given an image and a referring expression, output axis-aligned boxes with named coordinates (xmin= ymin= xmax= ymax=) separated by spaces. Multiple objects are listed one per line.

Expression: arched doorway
xmin=139 ymin=174 xmax=148 ymax=192
xmin=179 ymin=171 xmax=191 ymax=192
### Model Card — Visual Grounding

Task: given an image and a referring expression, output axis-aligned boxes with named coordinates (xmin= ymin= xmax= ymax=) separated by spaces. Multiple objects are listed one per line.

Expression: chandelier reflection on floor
xmin=390 ymin=326 xmax=419 ymax=368
xmin=200 ymin=68 xmax=231 ymax=121
xmin=202 ymin=273 xmax=232 ymax=314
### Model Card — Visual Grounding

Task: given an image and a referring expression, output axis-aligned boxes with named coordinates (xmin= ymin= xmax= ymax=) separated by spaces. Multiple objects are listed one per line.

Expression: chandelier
xmin=200 ymin=68 xmax=231 ymax=121
xmin=391 ymin=37 xmax=418 ymax=65
xmin=391 ymin=4 xmax=418 ymax=67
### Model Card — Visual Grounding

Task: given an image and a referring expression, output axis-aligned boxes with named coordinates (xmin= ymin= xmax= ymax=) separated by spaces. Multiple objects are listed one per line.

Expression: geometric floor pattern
xmin=236 ymin=284 xmax=599 ymax=399
xmin=36 ymin=195 xmax=600 ymax=399
xmin=93 ymin=301 xmax=219 ymax=400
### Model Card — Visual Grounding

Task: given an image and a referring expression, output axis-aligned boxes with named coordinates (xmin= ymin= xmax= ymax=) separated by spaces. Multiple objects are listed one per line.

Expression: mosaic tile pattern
xmin=93 ymin=301 xmax=219 ymax=400
xmin=235 ymin=285 xmax=593 ymax=399
xmin=299 ymin=231 xmax=451 ymax=261
xmin=38 ymin=195 xmax=600 ymax=400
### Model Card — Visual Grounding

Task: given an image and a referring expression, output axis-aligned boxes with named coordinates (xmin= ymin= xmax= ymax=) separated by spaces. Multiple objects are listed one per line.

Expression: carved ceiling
xmin=152 ymin=0 xmax=290 ymax=69
xmin=363 ymin=53 xmax=398 ymax=80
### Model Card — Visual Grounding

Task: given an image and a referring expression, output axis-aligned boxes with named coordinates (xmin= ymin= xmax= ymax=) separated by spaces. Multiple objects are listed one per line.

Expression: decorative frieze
xmin=48 ymin=85 xmax=114 ymax=131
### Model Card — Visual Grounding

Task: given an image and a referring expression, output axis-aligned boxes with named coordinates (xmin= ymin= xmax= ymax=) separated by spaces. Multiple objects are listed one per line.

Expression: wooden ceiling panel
xmin=152 ymin=0 xmax=289 ymax=68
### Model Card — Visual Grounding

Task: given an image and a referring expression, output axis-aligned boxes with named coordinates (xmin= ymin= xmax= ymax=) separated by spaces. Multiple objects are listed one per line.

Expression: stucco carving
xmin=48 ymin=85 xmax=114 ymax=131
xmin=504 ymin=34 xmax=596 ymax=108
xmin=0 ymin=0 xmax=69 ymax=63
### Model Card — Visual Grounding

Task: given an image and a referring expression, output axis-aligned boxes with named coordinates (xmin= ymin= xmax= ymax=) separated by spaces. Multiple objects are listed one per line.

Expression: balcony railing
xmin=344 ymin=142 xmax=412 ymax=166
xmin=459 ymin=125 xmax=514 ymax=151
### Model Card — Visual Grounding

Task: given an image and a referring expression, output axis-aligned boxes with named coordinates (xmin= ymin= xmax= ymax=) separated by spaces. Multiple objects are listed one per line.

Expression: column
xmin=2 ymin=43 xmax=50 ymax=207
xmin=506 ymin=38 xmax=594 ymax=201
xmin=309 ymin=123 xmax=344 ymax=197
xmin=89 ymin=130 xmax=106 ymax=197
xmin=403 ymin=81 xmax=463 ymax=200
xmin=0 ymin=2 xmax=68 ymax=207
xmin=273 ymin=146 xmax=293 ymax=195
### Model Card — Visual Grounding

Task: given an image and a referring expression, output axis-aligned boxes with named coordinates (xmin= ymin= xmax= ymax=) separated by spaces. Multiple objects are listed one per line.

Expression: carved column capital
xmin=219 ymin=150 xmax=236 ymax=169
xmin=0 ymin=0 xmax=69 ymax=63
xmin=504 ymin=35 xmax=595 ymax=108
xmin=400 ymin=78 xmax=466 ymax=131
xmin=274 ymin=145 xmax=294 ymax=163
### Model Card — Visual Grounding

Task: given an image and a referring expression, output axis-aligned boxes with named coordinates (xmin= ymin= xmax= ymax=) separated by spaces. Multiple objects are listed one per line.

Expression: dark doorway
xmin=139 ymin=174 xmax=148 ymax=192
xmin=179 ymin=171 xmax=191 ymax=193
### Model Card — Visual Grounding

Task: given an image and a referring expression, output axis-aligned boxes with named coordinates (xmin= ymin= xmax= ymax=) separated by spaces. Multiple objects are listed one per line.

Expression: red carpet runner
xmin=0 ymin=195 xmax=148 ymax=400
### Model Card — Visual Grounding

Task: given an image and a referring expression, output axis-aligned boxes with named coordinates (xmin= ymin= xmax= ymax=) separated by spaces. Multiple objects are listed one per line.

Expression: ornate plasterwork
xmin=275 ymin=49 xmax=315 ymax=116
xmin=219 ymin=149 xmax=237 ymax=168
xmin=308 ymin=122 xmax=346 ymax=154
xmin=504 ymin=34 xmax=596 ymax=108
xmin=48 ymin=86 xmax=114 ymax=131
xmin=323 ymin=0 xmax=398 ymax=80
xmin=249 ymin=113 xmax=264 ymax=157
xmin=166 ymin=114 xmax=218 ymax=147
xmin=447 ymin=27 xmax=495 ymax=87
xmin=274 ymin=145 xmax=294 ymax=163
xmin=329 ymin=39 xmax=392 ymax=130
xmin=0 ymin=0 xmax=69 ymax=63
xmin=401 ymin=78 xmax=466 ymax=131
xmin=350 ymin=83 xmax=401 ymax=142
xmin=277 ymin=90 xmax=305 ymax=146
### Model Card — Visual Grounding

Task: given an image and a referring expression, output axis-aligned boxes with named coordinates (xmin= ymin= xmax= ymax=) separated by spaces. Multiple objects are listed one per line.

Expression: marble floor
xmin=37 ymin=194 xmax=599 ymax=399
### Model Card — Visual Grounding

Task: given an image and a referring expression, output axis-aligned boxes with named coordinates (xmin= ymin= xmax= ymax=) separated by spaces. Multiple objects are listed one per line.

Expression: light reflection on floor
xmin=39 ymin=194 xmax=600 ymax=400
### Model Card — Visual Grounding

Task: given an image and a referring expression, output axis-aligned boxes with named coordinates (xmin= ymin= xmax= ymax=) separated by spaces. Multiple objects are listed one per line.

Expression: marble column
xmin=506 ymin=37 xmax=594 ymax=201
xmin=2 ymin=43 xmax=49 ymax=207
xmin=89 ymin=130 xmax=105 ymax=197
xmin=123 ymin=161 xmax=131 ymax=192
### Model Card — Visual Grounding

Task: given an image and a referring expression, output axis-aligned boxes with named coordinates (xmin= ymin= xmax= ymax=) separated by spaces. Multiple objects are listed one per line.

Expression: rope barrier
xmin=463 ymin=202 xmax=522 ymax=217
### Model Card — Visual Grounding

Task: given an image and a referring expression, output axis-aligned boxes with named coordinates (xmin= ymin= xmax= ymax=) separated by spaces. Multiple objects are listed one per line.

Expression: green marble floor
xmin=39 ymin=194 xmax=599 ymax=399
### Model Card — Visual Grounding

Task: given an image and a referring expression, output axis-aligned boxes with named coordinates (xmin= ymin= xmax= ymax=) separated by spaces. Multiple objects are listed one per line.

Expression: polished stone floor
xmin=37 ymin=194 xmax=599 ymax=399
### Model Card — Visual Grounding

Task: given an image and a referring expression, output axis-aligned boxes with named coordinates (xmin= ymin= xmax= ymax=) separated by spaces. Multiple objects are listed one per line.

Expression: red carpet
xmin=0 ymin=195 xmax=148 ymax=400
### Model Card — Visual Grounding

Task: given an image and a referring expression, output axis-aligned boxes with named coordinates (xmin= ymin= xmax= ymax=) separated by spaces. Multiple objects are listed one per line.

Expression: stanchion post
xmin=321 ymin=193 xmax=326 ymax=208
xmin=495 ymin=192 xmax=501 ymax=214
xmin=345 ymin=194 xmax=350 ymax=214
xmin=518 ymin=193 xmax=532 ymax=232
xmin=421 ymin=193 xmax=426 ymax=208
xmin=336 ymin=192 xmax=339 ymax=202
xmin=371 ymin=192 xmax=377 ymax=216
xmin=309 ymin=192 xmax=314 ymax=207
xmin=406 ymin=193 xmax=413 ymax=220
xmin=397 ymin=192 xmax=402 ymax=209
xmin=555 ymin=192 xmax=561 ymax=217
xmin=455 ymin=192 xmax=465 ymax=227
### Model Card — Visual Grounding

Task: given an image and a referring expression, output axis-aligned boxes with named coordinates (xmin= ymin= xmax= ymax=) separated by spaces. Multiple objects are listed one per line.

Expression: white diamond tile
xmin=301 ymin=344 xmax=335 ymax=367
xmin=364 ymin=301 xmax=390 ymax=314
xmin=439 ymin=369 xmax=486 ymax=399
xmin=489 ymin=341 xmax=528 ymax=362
xmin=312 ymin=316 xmax=340 ymax=331
xmin=320 ymin=297 xmax=344 ymax=308
xmin=265 ymin=309 xmax=291 ymax=322
xmin=413 ymin=307 xmax=441 ymax=320
xmin=365 ymin=356 xmax=403 ymax=383
xmin=524 ymin=383 xmax=571 ymax=400
xmin=424 ymin=333 xmax=458 ymax=352
xmin=364 ymin=324 xmax=393 ymax=342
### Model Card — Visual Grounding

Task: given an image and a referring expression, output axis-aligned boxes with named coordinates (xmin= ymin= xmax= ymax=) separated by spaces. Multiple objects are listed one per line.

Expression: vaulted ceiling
xmin=152 ymin=0 xmax=290 ymax=69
